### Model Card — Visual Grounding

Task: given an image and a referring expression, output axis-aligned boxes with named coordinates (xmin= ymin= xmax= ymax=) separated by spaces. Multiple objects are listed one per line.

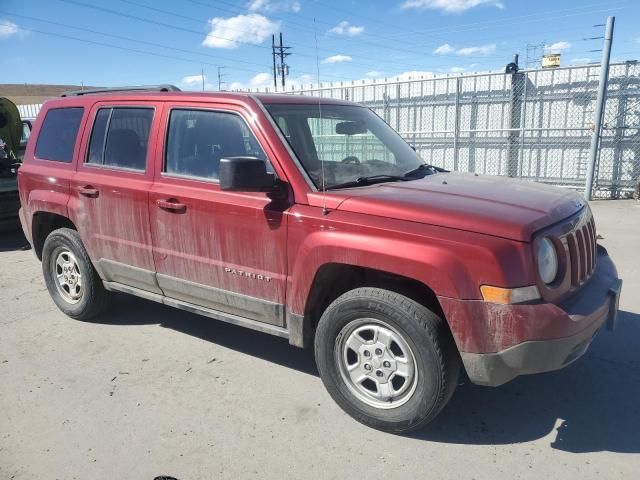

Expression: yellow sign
xmin=542 ymin=54 xmax=561 ymax=68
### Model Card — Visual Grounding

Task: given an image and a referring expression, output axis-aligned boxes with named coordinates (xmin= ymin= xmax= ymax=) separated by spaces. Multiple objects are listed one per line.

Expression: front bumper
xmin=440 ymin=246 xmax=620 ymax=387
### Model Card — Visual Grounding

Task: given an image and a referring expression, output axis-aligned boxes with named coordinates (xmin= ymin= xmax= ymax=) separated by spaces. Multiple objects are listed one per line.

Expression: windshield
xmin=264 ymin=103 xmax=428 ymax=190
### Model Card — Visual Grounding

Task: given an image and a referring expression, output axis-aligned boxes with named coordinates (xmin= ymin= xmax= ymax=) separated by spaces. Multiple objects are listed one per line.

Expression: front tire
xmin=42 ymin=228 xmax=111 ymax=320
xmin=314 ymin=287 xmax=460 ymax=433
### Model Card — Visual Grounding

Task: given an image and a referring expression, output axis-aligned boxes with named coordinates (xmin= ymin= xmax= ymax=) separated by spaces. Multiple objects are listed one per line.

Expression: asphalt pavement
xmin=1 ymin=200 xmax=639 ymax=480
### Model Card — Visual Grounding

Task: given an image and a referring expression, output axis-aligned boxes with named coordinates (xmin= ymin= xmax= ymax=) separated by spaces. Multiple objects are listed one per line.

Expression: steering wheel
xmin=341 ymin=156 xmax=360 ymax=165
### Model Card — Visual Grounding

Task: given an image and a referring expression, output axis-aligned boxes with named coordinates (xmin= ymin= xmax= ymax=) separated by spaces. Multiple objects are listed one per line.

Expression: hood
xmin=334 ymin=172 xmax=585 ymax=241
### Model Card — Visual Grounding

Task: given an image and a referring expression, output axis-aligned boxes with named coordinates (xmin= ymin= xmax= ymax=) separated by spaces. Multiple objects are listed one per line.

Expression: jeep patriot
xmin=18 ymin=85 xmax=622 ymax=433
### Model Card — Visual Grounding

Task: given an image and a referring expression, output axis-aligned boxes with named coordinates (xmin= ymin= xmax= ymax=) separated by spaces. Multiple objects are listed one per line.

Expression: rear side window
xmin=34 ymin=107 xmax=84 ymax=162
xmin=87 ymin=107 xmax=154 ymax=171
xmin=164 ymin=109 xmax=266 ymax=181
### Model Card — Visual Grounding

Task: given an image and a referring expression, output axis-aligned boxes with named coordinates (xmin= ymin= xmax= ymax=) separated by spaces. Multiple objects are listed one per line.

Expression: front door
xmin=148 ymin=103 xmax=288 ymax=326
xmin=71 ymin=103 xmax=161 ymax=294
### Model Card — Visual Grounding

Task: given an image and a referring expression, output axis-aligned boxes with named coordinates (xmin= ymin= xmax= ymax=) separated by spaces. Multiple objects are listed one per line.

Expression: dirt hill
xmin=0 ymin=84 xmax=100 ymax=105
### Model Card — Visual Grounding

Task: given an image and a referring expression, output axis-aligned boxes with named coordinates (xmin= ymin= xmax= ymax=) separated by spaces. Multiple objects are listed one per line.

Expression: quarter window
xmin=165 ymin=109 xmax=266 ymax=180
xmin=34 ymin=107 xmax=84 ymax=162
xmin=87 ymin=107 xmax=154 ymax=170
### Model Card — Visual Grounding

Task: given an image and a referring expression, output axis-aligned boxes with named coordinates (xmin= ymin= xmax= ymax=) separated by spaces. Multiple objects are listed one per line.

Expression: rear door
xmin=70 ymin=102 xmax=161 ymax=294
xmin=148 ymin=102 xmax=289 ymax=326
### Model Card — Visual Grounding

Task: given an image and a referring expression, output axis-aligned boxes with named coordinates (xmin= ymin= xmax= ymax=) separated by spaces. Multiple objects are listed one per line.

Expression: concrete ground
xmin=1 ymin=201 xmax=639 ymax=480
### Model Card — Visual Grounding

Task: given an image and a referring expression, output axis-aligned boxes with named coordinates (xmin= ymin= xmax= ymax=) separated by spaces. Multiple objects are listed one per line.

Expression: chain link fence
xmin=279 ymin=62 xmax=640 ymax=199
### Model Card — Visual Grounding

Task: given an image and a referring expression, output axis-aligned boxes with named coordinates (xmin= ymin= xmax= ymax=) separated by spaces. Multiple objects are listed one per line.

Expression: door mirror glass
xmin=219 ymin=156 xmax=276 ymax=191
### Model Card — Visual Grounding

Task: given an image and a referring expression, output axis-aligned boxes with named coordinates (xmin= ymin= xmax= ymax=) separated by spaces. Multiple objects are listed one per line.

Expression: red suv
xmin=18 ymin=86 xmax=622 ymax=433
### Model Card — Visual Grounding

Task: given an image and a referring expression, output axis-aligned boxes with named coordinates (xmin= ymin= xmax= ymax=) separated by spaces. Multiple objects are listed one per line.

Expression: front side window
xmin=265 ymin=103 xmax=427 ymax=190
xmin=164 ymin=109 xmax=266 ymax=181
xmin=87 ymin=107 xmax=154 ymax=170
xmin=34 ymin=107 xmax=84 ymax=162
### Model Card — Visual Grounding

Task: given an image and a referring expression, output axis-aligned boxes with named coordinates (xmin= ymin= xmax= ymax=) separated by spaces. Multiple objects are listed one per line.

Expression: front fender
xmin=285 ymin=206 xmax=533 ymax=316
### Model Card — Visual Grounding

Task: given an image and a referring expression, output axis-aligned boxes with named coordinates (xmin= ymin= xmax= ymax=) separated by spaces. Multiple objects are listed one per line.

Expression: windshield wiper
xmin=325 ymin=174 xmax=408 ymax=191
xmin=403 ymin=163 xmax=446 ymax=178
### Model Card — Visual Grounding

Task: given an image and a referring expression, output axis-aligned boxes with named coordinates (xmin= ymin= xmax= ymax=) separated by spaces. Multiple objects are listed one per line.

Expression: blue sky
xmin=0 ymin=0 xmax=638 ymax=91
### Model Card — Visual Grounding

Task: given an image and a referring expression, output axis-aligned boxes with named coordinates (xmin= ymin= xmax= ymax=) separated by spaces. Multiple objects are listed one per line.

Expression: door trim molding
xmin=156 ymin=273 xmax=284 ymax=327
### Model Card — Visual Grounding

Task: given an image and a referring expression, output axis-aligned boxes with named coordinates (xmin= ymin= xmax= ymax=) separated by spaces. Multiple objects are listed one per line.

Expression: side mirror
xmin=219 ymin=156 xmax=277 ymax=192
xmin=335 ymin=121 xmax=367 ymax=136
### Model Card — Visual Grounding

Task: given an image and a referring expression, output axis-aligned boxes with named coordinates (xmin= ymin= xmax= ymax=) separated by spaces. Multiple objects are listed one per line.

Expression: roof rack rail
xmin=61 ymin=84 xmax=182 ymax=97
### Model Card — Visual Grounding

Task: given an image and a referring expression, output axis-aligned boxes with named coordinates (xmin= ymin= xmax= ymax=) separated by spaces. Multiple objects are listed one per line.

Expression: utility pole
xmin=217 ymin=66 xmax=226 ymax=91
xmin=272 ymin=35 xmax=278 ymax=91
xmin=271 ymin=32 xmax=291 ymax=91
xmin=585 ymin=16 xmax=615 ymax=200
xmin=201 ymin=68 xmax=205 ymax=91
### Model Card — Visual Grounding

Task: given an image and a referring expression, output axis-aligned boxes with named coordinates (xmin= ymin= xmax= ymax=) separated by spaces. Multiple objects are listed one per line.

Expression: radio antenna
xmin=313 ymin=18 xmax=328 ymax=215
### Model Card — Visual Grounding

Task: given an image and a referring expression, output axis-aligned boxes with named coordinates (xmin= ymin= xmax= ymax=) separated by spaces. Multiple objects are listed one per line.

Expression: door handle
xmin=156 ymin=198 xmax=187 ymax=213
xmin=77 ymin=185 xmax=99 ymax=198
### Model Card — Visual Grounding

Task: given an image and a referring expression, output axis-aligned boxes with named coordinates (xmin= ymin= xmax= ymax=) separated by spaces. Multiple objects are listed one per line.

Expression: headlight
xmin=537 ymin=237 xmax=558 ymax=284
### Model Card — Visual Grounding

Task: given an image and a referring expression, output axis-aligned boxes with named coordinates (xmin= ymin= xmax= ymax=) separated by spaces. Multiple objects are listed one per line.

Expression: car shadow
xmin=0 ymin=226 xmax=30 ymax=252
xmin=96 ymin=296 xmax=639 ymax=453
xmin=418 ymin=309 xmax=640 ymax=453
xmin=102 ymin=294 xmax=318 ymax=377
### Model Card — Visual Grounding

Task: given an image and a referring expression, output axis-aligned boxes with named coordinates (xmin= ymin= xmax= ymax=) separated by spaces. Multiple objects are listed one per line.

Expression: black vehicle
xmin=0 ymin=97 xmax=30 ymax=227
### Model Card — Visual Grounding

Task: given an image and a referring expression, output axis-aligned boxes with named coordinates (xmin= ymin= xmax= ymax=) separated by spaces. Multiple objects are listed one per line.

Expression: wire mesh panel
xmin=596 ymin=62 xmax=640 ymax=198
xmin=280 ymin=62 xmax=640 ymax=198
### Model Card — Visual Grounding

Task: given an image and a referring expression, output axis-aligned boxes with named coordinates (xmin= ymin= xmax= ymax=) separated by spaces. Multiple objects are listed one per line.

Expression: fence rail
xmin=276 ymin=62 xmax=640 ymax=199
xmin=15 ymin=62 xmax=640 ymax=198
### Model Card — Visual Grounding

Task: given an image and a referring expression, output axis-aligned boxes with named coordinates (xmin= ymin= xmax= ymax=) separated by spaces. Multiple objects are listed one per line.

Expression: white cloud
xmin=202 ymin=14 xmax=279 ymax=49
xmin=230 ymin=71 xmax=315 ymax=91
xmin=456 ymin=44 xmax=495 ymax=55
xmin=365 ymin=70 xmax=383 ymax=77
xmin=329 ymin=21 xmax=364 ymax=36
xmin=321 ymin=54 xmax=353 ymax=64
xmin=391 ymin=70 xmax=436 ymax=81
xmin=247 ymin=0 xmax=301 ymax=13
xmin=570 ymin=57 xmax=591 ymax=64
xmin=450 ymin=67 xmax=465 ymax=72
xmin=434 ymin=43 xmax=455 ymax=55
xmin=434 ymin=43 xmax=495 ymax=56
xmin=545 ymin=41 xmax=571 ymax=53
xmin=0 ymin=19 xmax=19 ymax=39
xmin=179 ymin=74 xmax=215 ymax=90
xmin=401 ymin=0 xmax=504 ymax=13
xmin=248 ymin=72 xmax=274 ymax=89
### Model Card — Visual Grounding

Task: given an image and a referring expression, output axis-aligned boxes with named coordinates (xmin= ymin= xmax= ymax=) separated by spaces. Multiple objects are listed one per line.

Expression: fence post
xmin=453 ymin=77 xmax=461 ymax=170
xmin=508 ymin=64 xmax=525 ymax=177
xmin=585 ymin=15 xmax=615 ymax=200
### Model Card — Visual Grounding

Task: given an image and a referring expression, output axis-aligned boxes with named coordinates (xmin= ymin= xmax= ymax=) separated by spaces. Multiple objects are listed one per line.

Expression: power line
xmin=0 ymin=11 xmax=272 ymax=72
xmin=127 ymin=0 xmax=460 ymax=70
xmin=58 ymin=0 xmax=274 ymax=50
xmin=0 ymin=21 xmax=265 ymax=74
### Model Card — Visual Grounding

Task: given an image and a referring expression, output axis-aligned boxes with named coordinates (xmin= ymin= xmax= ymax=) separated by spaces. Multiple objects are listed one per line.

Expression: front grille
xmin=562 ymin=211 xmax=597 ymax=287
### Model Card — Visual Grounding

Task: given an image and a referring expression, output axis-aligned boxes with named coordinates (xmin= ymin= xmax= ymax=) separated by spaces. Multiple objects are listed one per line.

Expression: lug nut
xmin=383 ymin=361 xmax=391 ymax=368
xmin=364 ymin=363 xmax=372 ymax=371
xmin=363 ymin=351 xmax=371 ymax=357
xmin=375 ymin=348 xmax=383 ymax=356
xmin=376 ymin=370 xmax=383 ymax=377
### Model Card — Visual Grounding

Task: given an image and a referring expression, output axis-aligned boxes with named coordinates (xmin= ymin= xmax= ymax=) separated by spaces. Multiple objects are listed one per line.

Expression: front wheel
xmin=314 ymin=287 xmax=460 ymax=433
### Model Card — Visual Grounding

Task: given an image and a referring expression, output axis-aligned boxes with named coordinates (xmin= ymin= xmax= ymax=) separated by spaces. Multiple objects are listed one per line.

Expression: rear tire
xmin=314 ymin=287 xmax=460 ymax=433
xmin=42 ymin=228 xmax=111 ymax=320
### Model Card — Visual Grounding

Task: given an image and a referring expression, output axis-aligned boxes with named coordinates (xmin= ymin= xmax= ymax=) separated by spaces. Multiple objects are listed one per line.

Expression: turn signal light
xmin=480 ymin=285 xmax=540 ymax=304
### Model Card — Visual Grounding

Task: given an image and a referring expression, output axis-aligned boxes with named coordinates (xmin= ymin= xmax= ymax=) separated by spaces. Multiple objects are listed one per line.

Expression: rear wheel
xmin=42 ymin=228 xmax=111 ymax=320
xmin=314 ymin=287 xmax=460 ymax=433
